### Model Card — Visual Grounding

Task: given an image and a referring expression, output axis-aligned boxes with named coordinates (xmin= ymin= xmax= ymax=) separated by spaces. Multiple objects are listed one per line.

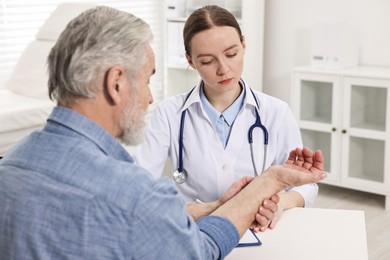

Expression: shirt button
xmin=222 ymin=164 xmax=227 ymax=170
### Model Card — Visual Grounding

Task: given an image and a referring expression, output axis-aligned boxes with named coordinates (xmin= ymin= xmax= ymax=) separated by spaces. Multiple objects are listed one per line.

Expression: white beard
xmin=118 ymin=92 xmax=147 ymax=146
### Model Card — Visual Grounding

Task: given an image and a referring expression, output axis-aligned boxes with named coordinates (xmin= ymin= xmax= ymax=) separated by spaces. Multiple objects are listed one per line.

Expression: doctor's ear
xmin=241 ymin=35 xmax=247 ymax=50
xmin=185 ymin=53 xmax=196 ymax=70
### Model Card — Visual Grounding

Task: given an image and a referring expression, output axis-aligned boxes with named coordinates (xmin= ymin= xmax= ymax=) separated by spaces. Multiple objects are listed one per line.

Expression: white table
xmin=226 ymin=208 xmax=368 ymax=260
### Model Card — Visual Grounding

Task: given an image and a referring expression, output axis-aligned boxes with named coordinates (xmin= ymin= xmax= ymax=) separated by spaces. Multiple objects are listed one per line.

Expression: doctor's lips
xmin=218 ymin=78 xmax=233 ymax=85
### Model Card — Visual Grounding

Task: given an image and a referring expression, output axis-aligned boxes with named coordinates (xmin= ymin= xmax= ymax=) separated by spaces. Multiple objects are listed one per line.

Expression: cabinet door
xmin=291 ymin=72 xmax=342 ymax=182
xmin=341 ymin=77 xmax=390 ymax=193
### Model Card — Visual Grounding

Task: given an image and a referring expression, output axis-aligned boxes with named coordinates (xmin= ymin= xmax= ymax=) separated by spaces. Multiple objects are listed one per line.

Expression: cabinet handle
xmin=342 ymin=129 xmax=347 ymax=134
xmin=332 ymin=127 xmax=336 ymax=132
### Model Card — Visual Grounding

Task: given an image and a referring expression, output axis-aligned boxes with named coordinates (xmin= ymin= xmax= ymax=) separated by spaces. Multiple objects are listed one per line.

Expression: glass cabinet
xmin=291 ymin=66 xmax=390 ymax=210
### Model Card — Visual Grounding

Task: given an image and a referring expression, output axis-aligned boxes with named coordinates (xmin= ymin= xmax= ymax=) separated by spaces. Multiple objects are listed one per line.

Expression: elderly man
xmin=0 ymin=6 xmax=325 ymax=259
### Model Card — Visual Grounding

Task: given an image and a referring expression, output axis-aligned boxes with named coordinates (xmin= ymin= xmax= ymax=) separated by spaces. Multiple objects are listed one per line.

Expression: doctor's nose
xmin=217 ymin=61 xmax=230 ymax=76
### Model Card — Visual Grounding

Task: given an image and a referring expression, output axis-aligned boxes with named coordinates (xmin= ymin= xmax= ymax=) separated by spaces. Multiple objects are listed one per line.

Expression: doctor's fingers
xmin=250 ymin=221 xmax=262 ymax=233
xmin=269 ymin=209 xmax=283 ymax=229
xmin=254 ymin=213 xmax=270 ymax=232
xmin=255 ymin=203 xmax=277 ymax=229
xmin=262 ymin=198 xmax=279 ymax=214
xmin=270 ymin=194 xmax=280 ymax=204
xmin=230 ymin=176 xmax=255 ymax=194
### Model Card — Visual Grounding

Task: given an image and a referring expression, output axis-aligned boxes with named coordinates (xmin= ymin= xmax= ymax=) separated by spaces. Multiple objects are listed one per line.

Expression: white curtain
xmin=0 ymin=0 xmax=165 ymax=102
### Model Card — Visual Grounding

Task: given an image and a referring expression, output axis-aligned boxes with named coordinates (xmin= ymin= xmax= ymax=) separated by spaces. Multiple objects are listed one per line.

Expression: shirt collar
xmin=180 ymin=78 xmax=259 ymax=115
xmin=47 ymin=106 xmax=133 ymax=163
xmin=200 ymin=81 xmax=245 ymax=126
xmin=242 ymin=79 xmax=259 ymax=110
xmin=180 ymin=80 xmax=202 ymax=112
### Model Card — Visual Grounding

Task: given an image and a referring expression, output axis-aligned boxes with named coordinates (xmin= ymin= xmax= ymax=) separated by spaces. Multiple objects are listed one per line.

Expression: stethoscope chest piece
xmin=173 ymin=169 xmax=188 ymax=184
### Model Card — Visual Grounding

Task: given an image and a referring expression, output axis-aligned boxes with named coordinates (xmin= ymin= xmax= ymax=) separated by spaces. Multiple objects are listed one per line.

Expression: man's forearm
xmin=186 ymin=200 xmax=221 ymax=222
xmin=211 ymin=173 xmax=280 ymax=236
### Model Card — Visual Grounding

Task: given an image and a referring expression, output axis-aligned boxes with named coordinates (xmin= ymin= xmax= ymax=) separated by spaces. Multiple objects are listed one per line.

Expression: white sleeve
xmin=134 ymin=104 xmax=171 ymax=179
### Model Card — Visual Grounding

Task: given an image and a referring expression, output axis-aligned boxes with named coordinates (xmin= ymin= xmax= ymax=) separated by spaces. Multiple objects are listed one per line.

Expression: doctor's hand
xmin=250 ymin=194 xmax=279 ymax=232
xmin=217 ymin=176 xmax=254 ymax=206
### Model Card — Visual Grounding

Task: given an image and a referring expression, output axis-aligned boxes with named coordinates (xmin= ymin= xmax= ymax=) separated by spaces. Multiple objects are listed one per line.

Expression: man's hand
xmin=268 ymin=147 xmax=325 ymax=189
xmin=285 ymin=147 xmax=324 ymax=173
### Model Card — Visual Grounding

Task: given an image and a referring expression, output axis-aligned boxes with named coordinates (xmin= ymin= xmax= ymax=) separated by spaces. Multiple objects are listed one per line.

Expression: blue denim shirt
xmin=0 ymin=106 xmax=239 ymax=259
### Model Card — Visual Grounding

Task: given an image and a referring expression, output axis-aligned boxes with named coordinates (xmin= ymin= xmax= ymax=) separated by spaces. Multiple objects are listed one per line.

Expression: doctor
xmin=135 ymin=5 xmax=318 ymax=231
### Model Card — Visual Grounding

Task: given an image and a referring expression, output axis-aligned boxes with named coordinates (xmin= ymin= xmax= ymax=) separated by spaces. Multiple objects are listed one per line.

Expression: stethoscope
xmin=172 ymin=81 xmax=269 ymax=184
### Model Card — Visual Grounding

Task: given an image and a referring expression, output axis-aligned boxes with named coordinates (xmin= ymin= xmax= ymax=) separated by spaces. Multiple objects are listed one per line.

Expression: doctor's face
xmin=186 ymin=26 xmax=245 ymax=94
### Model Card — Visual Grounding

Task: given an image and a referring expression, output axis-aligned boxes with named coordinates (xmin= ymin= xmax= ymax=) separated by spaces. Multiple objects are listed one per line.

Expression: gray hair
xmin=47 ymin=6 xmax=153 ymax=105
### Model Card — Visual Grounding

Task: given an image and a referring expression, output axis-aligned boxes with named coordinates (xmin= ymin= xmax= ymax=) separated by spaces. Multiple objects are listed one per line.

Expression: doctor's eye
xmin=226 ymin=52 xmax=238 ymax=58
xmin=200 ymin=59 xmax=213 ymax=65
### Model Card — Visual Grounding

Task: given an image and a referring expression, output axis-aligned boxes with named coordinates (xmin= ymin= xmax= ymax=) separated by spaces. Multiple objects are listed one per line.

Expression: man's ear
xmin=105 ymin=66 xmax=126 ymax=105
xmin=186 ymin=53 xmax=196 ymax=70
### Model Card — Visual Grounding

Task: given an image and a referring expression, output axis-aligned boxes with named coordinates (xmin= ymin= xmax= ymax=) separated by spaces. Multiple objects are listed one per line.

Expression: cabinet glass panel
xmin=300 ymin=80 xmax=332 ymax=123
xmin=350 ymin=85 xmax=387 ymax=131
xmin=301 ymin=129 xmax=331 ymax=172
xmin=348 ymin=137 xmax=384 ymax=183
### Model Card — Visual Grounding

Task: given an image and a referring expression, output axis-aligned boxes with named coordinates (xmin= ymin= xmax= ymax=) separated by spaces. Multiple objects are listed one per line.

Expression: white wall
xmin=263 ymin=0 xmax=390 ymax=103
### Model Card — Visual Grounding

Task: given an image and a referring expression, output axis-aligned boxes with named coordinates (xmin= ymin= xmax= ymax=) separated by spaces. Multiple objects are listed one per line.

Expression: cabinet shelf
xmin=351 ymin=121 xmax=386 ymax=132
xmin=299 ymin=79 xmax=333 ymax=124
xmin=350 ymin=83 xmax=387 ymax=131
xmin=349 ymin=136 xmax=385 ymax=183
xmin=301 ymin=115 xmax=331 ymax=124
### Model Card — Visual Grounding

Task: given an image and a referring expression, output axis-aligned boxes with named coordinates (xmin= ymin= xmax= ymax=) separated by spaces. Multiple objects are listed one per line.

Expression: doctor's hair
xmin=183 ymin=5 xmax=243 ymax=56
xmin=47 ymin=6 xmax=153 ymax=105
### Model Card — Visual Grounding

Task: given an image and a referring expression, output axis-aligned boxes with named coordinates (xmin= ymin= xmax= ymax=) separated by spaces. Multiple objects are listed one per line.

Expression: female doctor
xmin=135 ymin=5 xmax=318 ymax=231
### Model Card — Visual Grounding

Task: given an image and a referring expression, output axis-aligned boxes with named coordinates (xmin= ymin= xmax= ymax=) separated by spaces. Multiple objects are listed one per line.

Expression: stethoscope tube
xmin=172 ymin=87 xmax=195 ymax=184
xmin=248 ymin=108 xmax=269 ymax=176
xmin=178 ymin=110 xmax=186 ymax=173
xmin=172 ymin=109 xmax=188 ymax=184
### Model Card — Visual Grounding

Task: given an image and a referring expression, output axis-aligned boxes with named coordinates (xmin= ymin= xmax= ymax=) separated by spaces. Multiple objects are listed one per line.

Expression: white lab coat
xmin=135 ymin=80 xmax=318 ymax=206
